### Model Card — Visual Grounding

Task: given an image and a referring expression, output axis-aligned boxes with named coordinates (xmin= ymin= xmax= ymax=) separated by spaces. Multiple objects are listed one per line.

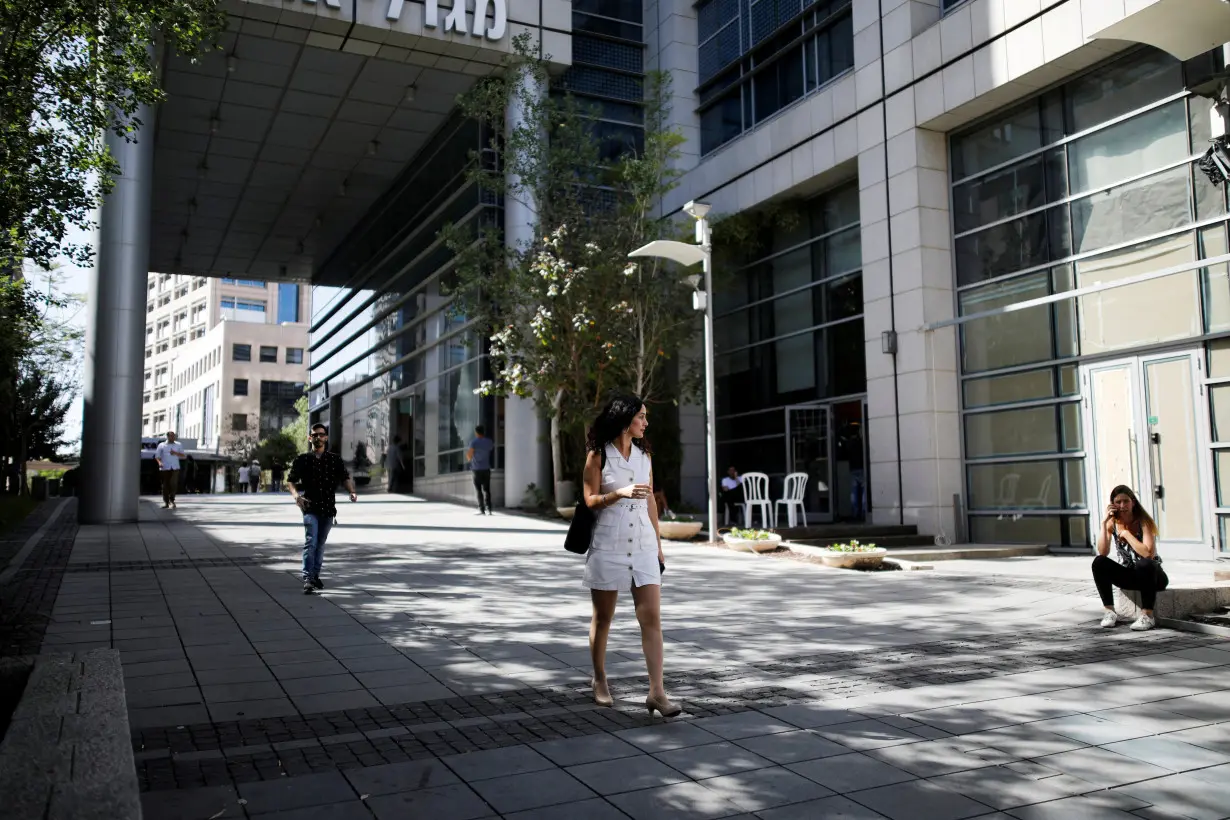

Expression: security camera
xmin=682 ymin=200 xmax=711 ymax=220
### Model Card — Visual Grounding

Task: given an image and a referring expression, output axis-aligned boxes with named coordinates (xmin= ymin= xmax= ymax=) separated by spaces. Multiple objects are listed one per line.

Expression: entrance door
xmin=1082 ymin=350 xmax=1211 ymax=560
xmin=786 ymin=405 xmax=833 ymax=522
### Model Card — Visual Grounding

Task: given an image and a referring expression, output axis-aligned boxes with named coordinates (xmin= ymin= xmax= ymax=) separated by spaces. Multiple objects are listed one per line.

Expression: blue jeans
xmin=302 ymin=513 xmax=333 ymax=580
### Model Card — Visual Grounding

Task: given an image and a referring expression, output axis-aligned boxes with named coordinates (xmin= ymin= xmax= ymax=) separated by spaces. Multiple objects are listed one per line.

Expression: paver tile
xmin=501 ymin=797 xmax=630 ymax=820
xmin=1160 ymin=723 xmax=1230 ymax=755
xmin=254 ymin=802 xmax=375 ymax=820
xmin=1032 ymin=746 xmax=1171 ymax=789
xmin=365 ymin=783 xmax=494 ymax=820
xmin=279 ymin=674 xmax=364 ymax=696
xmin=368 ymin=682 xmax=457 ymax=705
xmin=567 ymin=754 xmax=690 ymax=794
xmin=140 ymin=785 xmax=242 ymax=819
xmin=688 ymin=712 xmax=797 ymax=741
xmin=844 ymin=778 xmax=992 ymax=820
xmin=440 ymin=745 xmax=556 ymax=782
xmin=697 ymin=766 xmax=834 ymax=811
xmin=755 ymin=795 xmax=890 ymax=819
xmin=613 ymin=722 xmax=724 ymax=753
xmin=290 ymin=690 xmax=380 ymax=713
xmin=200 ymin=681 xmax=286 ymax=703
xmin=733 ymin=729 xmax=850 ymax=764
xmin=1101 ymin=735 xmax=1230 ymax=772
xmin=468 ymin=768 xmax=596 ymax=813
xmin=531 ymin=734 xmax=643 ymax=766
xmin=1115 ymin=771 xmax=1230 ymax=820
xmin=926 ymin=767 xmax=1096 ymax=811
xmin=959 ymin=725 xmax=1088 ymax=759
xmin=207 ymin=697 xmax=299 ymax=722
xmin=817 ymin=719 xmax=926 ymax=751
xmin=343 ymin=759 xmax=460 ymax=796
xmin=1028 ymin=715 xmax=1153 ymax=746
xmin=867 ymin=739 xmax=1015 ymax=778
xmin=237 ymin=771 xmax=356 ymax=815
xmin=760 ymin=704 xmax=865 ymax=729
xmin=787 ymin=752 xmax=916 ymax=794
xmin=1003 ymin=797 xmax=1143 ymax=819
xmin=653 ymin=741 xmax=775 ymax=779
xmin=605 ymin=781 xmax=746 ymax=820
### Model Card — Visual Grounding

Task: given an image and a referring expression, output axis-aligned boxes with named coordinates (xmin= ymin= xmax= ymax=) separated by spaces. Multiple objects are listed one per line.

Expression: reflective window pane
xmin=969 ymin=514 xmax=1064 ymax=545
xmin=951 ymin=92 xmax=1062 ymax=180
xmin=963 ymin=369 xmax=1056 ymax=408
xmin=1215 ymin=449 xmax=1230 ymax=506
xmin=1208 ymin=338 xmax=1230 ymax=378
xmin=1199 ymin=224 xmax=1230 ymax=333
xmin=955 ymin=206 xmax=1070 ymax=285
xmin=1067 ymin=100 xmax=1186 ymax=195
xmin=965 ymin=406 xmax=1060 ymax=458
xmin=968 ymin=461 xmax=1062 ymax=509
xmin=1064 ymin=51 xmax=1181 ymax=134
xmin=959 ymin=273 xmax=1055 ymax=373
xmin=1210 ymin=385 xmax=1230 ymax=442
xmin=1070 ymin=166 xmax=1190 ymax=256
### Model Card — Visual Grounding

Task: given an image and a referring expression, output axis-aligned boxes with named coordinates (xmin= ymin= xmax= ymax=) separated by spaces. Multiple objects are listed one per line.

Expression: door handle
xmin=1155 ymin=484 xmax=1165 ymax=499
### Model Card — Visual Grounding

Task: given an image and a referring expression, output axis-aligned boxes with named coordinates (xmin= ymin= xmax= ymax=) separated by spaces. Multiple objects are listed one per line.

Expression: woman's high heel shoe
xmin=592 ymin=678 xmax=614 ymax=707
xmin=646 ymin=694 xmax=682 ymax=718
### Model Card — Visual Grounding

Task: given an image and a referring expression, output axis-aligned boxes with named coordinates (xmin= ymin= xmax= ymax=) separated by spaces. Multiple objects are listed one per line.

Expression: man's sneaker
xmin=302 ymin=580 xmax=314 ymax=595
xmin=311 ymin=577 xmax=324 ymax=590
xmin=1130 ymin=614 xmax=1156 ymax=631
xmin=1100 ymin=611 xmax=1120 ymax=628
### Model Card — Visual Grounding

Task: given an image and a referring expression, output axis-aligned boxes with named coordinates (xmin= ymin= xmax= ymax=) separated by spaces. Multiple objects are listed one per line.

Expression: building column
xmin=860 ymin=126 xmax=962 ymax=538
xmin=80 ymin=102 xmax=156 ymax=524
xmin=502 ymin=63 xmax=551 ymax=508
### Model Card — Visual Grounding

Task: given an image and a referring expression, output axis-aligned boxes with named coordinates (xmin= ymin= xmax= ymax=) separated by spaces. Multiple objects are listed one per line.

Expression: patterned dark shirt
xmin=288 ymin=451 xmax=350 ymax=518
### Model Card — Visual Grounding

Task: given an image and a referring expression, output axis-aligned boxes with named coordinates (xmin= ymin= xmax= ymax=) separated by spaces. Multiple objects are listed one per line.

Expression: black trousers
xmin=1092 ymin=555 xmax=1169 ymax=611
xmin=473 ymin=469 xmax=492 ymax=512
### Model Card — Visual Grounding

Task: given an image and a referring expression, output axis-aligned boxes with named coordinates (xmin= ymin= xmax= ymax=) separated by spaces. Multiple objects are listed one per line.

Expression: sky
xmin=44 ymin=223 xmax=94 ymax=451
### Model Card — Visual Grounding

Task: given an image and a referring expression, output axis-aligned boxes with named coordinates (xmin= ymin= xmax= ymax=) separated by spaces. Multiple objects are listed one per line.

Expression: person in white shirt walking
xmin=238 ymin=463 xmax=250 ymax=493
xmin=154 ymin=432 xmax=187 ymax=509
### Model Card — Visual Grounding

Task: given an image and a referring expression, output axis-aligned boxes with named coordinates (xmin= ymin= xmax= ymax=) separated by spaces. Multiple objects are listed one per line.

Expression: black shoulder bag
xmin=564 ymin=449 xmax=605 ymax=554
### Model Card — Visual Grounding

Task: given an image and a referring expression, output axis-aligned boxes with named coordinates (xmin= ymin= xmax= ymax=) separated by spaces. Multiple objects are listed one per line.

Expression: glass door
xmin=1082 ymin=350 xmax=1212 ymax=560
xmin=786 ymin=404 xmax=833 ymax=522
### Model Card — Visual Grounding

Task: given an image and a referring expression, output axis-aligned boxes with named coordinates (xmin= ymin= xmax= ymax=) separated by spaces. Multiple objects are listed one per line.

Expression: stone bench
xmin=1117 ymin=581 xmax=1230 ymax=621
xmin=0 ymin=649 xmax=140 ymax=820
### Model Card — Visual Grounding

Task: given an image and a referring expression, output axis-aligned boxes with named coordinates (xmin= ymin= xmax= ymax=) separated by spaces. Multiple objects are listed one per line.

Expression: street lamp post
xmin=629 ymin=201 xmax=719 ymax=542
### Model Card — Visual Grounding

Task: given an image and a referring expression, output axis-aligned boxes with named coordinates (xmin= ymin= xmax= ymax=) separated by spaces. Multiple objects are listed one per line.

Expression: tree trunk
xmin=550 ymin=388 xmax=565 ymax=495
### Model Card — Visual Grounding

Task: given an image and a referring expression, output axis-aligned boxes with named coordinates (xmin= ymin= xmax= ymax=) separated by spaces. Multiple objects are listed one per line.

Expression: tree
xmin=0 ymin=270 xmax=81 ymax=493
xmin=252 ymin=431 xmax=298 ymax=471
xmin=283 ymin=393 xmax=311 ymax=455
xmin=445 ymin=39 xmax=701 ymax=497
xmin=0 ymin=0 xmax=226 ymax=271
xmin=222 ymin=415 xmax=260 ymax=463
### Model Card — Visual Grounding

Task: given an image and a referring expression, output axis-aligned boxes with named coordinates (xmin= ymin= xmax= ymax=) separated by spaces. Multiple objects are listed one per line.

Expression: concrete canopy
xmin=149 ymin=0 xmax=571 ymax=284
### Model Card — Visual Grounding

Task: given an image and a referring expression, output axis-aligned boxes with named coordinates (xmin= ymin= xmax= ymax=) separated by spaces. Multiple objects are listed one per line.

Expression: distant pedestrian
xmin=287 ymin=423 xmax=357 ymax=594
xmin=720 ymin=466 xmax=744 ymax=526
xmin=249 ymin=460 xmax=261 ymax=494
xmin=271 ymin=461 xmax=284 ymax=493
xmin=581 ymin=394 xmax=680 ymax=717
xmin=386 ymin=436 xmax=405 ymax=493
xmin=1094 ymin=485 xmax=1168 ymax=631
xmin=238 ymin=463 xmax=250 ymax=492
xmin=466 ymin=426 xmax=494 ymax=514
xmin=155 ymin=432 xmax=186 ymax=509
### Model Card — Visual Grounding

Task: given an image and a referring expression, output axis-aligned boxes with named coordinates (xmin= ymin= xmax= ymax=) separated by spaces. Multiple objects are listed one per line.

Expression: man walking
xmin=287 ymin=423 xmax=357 ymax=594
xmin=270 ymin=461 xmax=284 ymax=493
xmin=238 ymin=463 xmax=250 ymax=493
xmin=466 ymin=425 xmax=494 ymax=515
xmin=155 ymin=432 xmax=187 ymax=509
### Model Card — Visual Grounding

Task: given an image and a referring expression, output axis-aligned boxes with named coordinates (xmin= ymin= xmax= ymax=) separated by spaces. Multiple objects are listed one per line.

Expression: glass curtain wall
xmin=714 ymin=181 xmax=864 ymax=476
xmin=951 ymin=48 xmax=1230 ymax=547
xmin=308 ymin=115 xmax=497 ymax=483
xmin=697 ymin=0 xmax=853 ymax=155
xmin=560 ymin=0 xmax=646 ymax=159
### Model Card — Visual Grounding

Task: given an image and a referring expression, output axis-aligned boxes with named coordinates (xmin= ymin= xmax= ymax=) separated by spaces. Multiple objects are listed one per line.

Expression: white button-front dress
xmin=583 ymin=443 xmax=661 ymax=591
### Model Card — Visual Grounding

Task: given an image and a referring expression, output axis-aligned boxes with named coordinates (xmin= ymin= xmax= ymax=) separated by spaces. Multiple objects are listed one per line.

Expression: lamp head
xmin=684 ymin=274 xmax=701 ymax=290
xmin=682 ymin=200 xmax=711 ymax=220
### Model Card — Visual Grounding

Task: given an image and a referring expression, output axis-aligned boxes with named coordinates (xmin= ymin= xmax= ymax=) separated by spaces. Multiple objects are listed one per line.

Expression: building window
xmin=948 ymin=48 xmax=1228 ymax=548
xmin=286 ymin=347 xmax=304 ymax=364
xmin=234 ymin=378 xmax=249 ymax=396
xmin=232 ymin=413 xmax=248 ymax=431
xmin=259 ymin=380 xmax=305 ymax=436
xmin=277 ymin=283 xmax=301 ymax=323
xmin=697 ymin=0 xmax=853 ymax=155
xmin=221 ymin=278 xmax=265 ymax=287
xmin=232 ymin=343 xmax=251 ymax=362
xmin=259 ymin=345 xmax=278 ymax=363
xmin=220 ymin=298 xmax=267 ymax=323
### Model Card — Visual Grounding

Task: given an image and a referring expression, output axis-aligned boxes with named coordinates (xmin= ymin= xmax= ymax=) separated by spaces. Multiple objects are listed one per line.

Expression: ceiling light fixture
xmin=196 ymin=161 xmax=208 ymax=179
xmin=188 ymin=197 xmax=198 ymax=213
xmin=314 ymin=216 xmax=323 ymax=229
xmin=209 ymin=114 xmax=220 ymax=134
xmin=338 ymin=178 xmax=348 ymax=196
xmin=404 ymin=85 xmax=416 ymax=103
xmin=226 ymin=54 xmax=237 ymax=73
xmin=366 ymin=140 xmax=379 ymax=157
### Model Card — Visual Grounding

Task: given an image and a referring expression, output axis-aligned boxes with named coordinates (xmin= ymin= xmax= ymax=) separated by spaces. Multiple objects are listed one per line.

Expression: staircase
xmin=774 ymin=523 xmax=937 ymax=549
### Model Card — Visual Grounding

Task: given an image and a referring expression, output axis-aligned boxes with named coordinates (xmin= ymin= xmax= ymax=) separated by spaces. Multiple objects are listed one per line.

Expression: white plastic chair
xmin=775 ymin=472 xmax=809 ymax=529
xmin=740 ymin=472 xmax=772 ymax=529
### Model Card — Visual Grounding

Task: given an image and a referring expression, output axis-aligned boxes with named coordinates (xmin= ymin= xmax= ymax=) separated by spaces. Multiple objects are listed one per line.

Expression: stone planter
xmin=722 ymin=532 xmax=783 ymax=553
xmin=818 ymin=547 xmax=888 ymax=569
xmin=557 ymin=506 xmax=576 ymax=521
xmin=659 ymin=520 xmax=703 ymax=541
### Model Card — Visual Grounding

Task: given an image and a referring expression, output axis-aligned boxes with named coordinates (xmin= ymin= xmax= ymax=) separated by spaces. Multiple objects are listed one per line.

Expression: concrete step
xmin=774 ymin=524 xmax=920 ymax=540
xmin=865 ymin=544 xmax=1051 ymax=562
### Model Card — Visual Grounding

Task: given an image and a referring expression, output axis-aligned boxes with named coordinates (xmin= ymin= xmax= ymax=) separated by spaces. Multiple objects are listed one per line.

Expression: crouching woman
xmin=1093 ymin=485 xmax=1168 ymax=631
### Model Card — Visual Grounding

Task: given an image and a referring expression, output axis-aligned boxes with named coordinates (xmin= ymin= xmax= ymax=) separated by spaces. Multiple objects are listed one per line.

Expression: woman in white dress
xmin=582 ymin=394 xmax=681 ymax=717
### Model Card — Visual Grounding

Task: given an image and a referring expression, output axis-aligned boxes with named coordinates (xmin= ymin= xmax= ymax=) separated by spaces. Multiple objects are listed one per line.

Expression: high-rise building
xmin=141 ymin=274 xmax=311 ymax=451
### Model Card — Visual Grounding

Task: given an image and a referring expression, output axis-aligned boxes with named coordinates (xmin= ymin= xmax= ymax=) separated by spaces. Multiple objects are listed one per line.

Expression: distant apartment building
xmin=142 ymin=273 xmax=311 ymax=451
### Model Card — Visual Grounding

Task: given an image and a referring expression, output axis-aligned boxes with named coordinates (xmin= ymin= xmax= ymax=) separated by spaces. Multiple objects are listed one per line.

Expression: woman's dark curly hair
xmin=585 ymin=393 xmax=651 ymax=455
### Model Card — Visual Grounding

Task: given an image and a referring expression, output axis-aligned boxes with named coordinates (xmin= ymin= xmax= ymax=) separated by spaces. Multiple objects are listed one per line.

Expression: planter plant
xmin=819 ymin=540 xmax=887 ymax=570
xmin=722 ymin=527 xmax=782 ymax=553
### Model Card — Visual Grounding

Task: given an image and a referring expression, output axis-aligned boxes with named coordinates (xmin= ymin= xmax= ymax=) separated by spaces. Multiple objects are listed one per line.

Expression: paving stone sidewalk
xmin=15 ymin=493 xmax=1230 ymax=819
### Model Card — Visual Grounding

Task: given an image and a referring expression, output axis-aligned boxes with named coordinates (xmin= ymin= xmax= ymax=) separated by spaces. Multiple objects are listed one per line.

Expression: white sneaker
xmin=1099 ymin=611 xmax=1120 ymax=628
xmin=1130 ymin=614 xmax=1156 ymax=631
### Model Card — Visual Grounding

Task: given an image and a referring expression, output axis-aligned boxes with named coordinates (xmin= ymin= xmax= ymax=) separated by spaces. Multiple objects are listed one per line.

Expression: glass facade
xmin=714 ymin=181 xmax=864 ymax=483
xmin=278 ymin=283 xmax=301 ymax=324
xmin=560 ymin=0 xmax=645 ymax=160
xmin=951 ymin=48 xmax=1230 ymax=549
xmin=307 ymin=115 xmax=497 ymax=485
xmin=697 ymin=0 xmax=853 ymax=155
